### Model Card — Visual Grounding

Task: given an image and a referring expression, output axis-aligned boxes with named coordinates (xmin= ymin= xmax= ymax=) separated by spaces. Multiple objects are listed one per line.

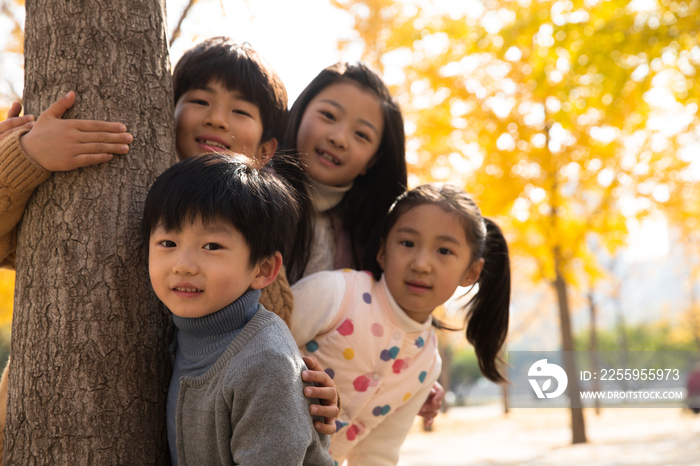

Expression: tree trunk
xmin=6 ymin=1 xmax=175 ymax=464
xmin=587 ymin=287 xmax=601 ymax=416
xmin=613 ymin=297 xmax=630 ymax=391
xmin=553 ymin=249 xmax=586 ymax=444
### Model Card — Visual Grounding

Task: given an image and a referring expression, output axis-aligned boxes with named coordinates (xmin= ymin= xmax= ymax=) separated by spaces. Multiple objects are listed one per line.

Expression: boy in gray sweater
xmin=142 ymin=153 xmax=333 ymax=466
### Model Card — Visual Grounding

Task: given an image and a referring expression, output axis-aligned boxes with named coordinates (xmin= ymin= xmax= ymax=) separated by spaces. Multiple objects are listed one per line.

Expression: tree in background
xmin=333 ymin=0 xmax=699 ymax=444
xmin=5 ymin=0 xmax=174 ymax=463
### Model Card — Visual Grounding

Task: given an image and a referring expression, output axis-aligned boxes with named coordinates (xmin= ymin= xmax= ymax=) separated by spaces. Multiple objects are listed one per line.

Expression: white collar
xmin=306 ymin=177 xmax=353 ymax=213
xmin=380 ymin=274 xmax=433 ymax=334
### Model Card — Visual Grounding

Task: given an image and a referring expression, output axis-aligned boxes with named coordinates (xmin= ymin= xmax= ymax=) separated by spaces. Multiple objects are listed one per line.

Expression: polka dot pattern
xmin=353 ymin=375 xmax=370 ymax=392
xmin=346 ymin=425 xmax=359 ymax=441
xmin=371 ymin=323 xmax=384 ymax=337
xmin=305 ymin=340 xmax=318 ymax=353
xmin=298 ymin=271 xmax=439 ymax=454
xmin=337 ymin=319 xmax=354 ymax=336
xmin=372 ymin=405 xmax=391 ymax=416
xmin=335 ymin=420 xmax=347 ymax=432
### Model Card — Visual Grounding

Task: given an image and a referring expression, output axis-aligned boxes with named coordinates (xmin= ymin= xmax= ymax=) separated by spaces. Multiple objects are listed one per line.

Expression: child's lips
xmin=196 ymin=136 xmax=230 ymax=152
xmin=172 ymin=283 xmax=203 ymax=297
xmin=316 ymin=148 xmax=341 ymax=166
xmin=405 ymin=280 xmax=431 ymax=294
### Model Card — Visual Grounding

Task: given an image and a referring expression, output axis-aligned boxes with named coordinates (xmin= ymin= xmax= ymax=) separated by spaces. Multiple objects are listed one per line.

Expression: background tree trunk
xmin=553 ymin=251 xmax=587 ymax=445
xmin=5 ymin=0 xmax=175 ymax=463
xmin=587 ymin=287 xmax=602 ymax=416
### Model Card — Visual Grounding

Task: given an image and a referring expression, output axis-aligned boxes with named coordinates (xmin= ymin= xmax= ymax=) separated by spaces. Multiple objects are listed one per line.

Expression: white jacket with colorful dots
xmin=291 ymin=269 xmax=442 ymax=466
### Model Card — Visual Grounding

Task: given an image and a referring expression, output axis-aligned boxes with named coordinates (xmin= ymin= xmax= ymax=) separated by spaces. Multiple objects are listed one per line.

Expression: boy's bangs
xmin=153 ymin=200 xmax=233 ymax=236
xmin=212 ymin=61 xmax=266 ymax=108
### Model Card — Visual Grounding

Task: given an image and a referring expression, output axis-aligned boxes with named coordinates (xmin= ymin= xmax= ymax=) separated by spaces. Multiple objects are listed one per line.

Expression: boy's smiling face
xmin=148 ymin=218 xmax=262 ymax=318
xmin=174 ymin=80 xmax=277 ymax=168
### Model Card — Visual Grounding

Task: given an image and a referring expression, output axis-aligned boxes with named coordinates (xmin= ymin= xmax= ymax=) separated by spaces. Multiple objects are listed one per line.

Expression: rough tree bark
xmin=5 ymin=0 xmax=175 ymax=463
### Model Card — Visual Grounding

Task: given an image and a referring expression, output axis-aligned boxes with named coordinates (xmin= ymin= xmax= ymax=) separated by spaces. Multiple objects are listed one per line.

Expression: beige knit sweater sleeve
xmin=0 ymin=129 xmax=51 ymax=269
xmin=258 ymin=265 xmax=294 ymax=327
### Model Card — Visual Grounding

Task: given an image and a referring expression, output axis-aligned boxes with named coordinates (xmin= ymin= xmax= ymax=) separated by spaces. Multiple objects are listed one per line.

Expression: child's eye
xmin=399 ymin=240 xmax=414 ymax=248
xmin=191 ymin=99 xmax=209 ymax=106
xmin=355 ymin=131 xmax=371 ymax=142
xmin=203 ymin=243 xmax=222 ymax=251
xmin=320 ymin=110 xmax=336 ymax=121
xmin=158 ymin=240 xmax=176 ymax=248
xmin=438 ymin=247 xmax=453 ymax=256
xmin=233 ymin=109 xmax=252 ymax=117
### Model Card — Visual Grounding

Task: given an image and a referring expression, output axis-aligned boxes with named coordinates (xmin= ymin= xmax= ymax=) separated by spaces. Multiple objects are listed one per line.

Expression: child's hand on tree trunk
xmin=19 ymin=91 xmax=133 ymax=171
xmin=0 ymin=102 xmax=35 ymax=141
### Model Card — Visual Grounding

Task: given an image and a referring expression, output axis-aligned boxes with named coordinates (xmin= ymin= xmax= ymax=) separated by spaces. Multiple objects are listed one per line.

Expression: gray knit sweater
xmin=172 ymin=304 xmax=332 ymax=465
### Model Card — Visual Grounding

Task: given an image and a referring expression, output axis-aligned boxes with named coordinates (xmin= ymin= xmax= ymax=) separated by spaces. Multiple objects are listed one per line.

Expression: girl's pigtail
xmin=465 ymin=218 xmax=510 ymax=383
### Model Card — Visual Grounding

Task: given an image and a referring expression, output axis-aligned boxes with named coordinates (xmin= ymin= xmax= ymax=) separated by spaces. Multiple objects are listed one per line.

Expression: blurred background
xmin=1 ymin=0 xmax=700 ymax=464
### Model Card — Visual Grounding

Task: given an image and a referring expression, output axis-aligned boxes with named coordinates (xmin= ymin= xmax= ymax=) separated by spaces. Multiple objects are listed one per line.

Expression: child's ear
xmin=253 ymin=137 xmax=278 ymax=169
xmin=376 ymin=240 xmax=386 ymax=270
xmin=250 ymin=251 xmax=283 ymax=290
xmin=460 ymin=258 xmax=484 ymax=288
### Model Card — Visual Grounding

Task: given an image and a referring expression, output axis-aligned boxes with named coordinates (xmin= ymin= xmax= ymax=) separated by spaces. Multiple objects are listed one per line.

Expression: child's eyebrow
xmin=396 ymin=226 xmax=418 ymax=236
xmin=202 ymin=223 xmax=236 ymax=235
xmin=200 ymin=84 xmax=256 ymax=105
xmin=320 ymin=99 xmax=380 ymax=137
xmin=436 ymin=235 xmax=462 ymax=246
xmin=396 ymin=226 xmax=462 ymax=246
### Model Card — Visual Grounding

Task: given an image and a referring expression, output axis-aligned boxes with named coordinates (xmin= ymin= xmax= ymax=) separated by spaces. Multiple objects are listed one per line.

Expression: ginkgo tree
xmin=333 ymin=0 xmax=699 ymax=444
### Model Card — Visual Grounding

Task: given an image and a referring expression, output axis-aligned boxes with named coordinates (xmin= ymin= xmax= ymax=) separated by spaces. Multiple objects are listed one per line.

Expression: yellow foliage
xmin=334 ymin=0 xmax=700 ymax=293
xmin=0 ymin=270 xmax=14 ymax=332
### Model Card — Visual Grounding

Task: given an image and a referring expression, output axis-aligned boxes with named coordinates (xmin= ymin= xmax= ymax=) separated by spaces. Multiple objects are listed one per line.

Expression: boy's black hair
xmin=173 ymin=37 xmax=288 ymax=145
xmin=273 ymin=62 xmax=407 ymax=283
xmin=142 ymin=153 xmax=299 ymax=266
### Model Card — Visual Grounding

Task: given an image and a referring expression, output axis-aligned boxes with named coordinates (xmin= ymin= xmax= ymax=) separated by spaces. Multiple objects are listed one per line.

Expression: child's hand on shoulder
xmin=19 ymin=91 xmax=133 ymax=171
xmin=302 ymin=355 xmax=340 ymax=435
xmin=0 ymin=102 xmax=35 ymax=142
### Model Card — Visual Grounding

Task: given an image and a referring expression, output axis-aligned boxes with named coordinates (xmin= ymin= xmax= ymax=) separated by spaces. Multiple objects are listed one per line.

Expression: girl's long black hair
xmin=366 ymin=184 xmax=511 ymax=383
xmin=272 ymin=62 xmax=407 ymax=283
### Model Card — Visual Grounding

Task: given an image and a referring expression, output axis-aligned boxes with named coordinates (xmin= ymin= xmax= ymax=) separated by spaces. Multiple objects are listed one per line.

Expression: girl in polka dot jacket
xmin=290 ymin=183 xmax=511 ymax=465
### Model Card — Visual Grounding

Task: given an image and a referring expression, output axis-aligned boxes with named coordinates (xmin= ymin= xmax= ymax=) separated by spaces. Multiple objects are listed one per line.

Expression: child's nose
xmin=172 ymin=252 xmax=199 ymax=275
xmin=204 ymin=107 xmax=229 ymax=130
xmin=328 ymin=126 xmax=348 ymax=149
xmin=411 ymin=250 xmax=432 ymax=273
